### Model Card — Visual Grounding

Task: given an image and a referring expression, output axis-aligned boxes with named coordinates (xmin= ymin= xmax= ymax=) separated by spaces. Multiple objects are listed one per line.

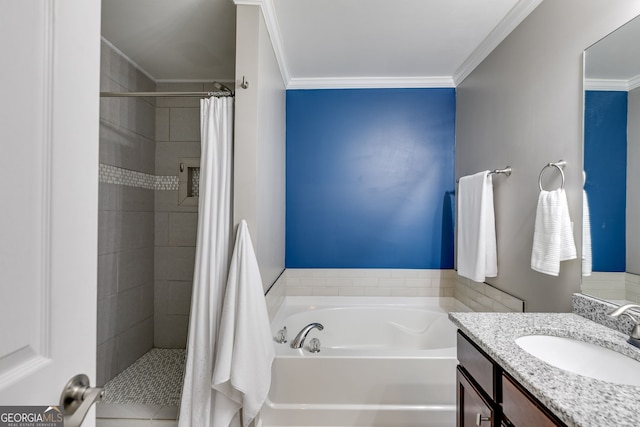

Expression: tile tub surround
xmin=265 ymin=269 xmax=526 ymax=322
xmin=449 ymin=312 xmax=640 ymax=427
xmin=265 ymin=268 xmax=456 ymax=322
xmin=282 ymin=268 xmax=456 ymax=297
xmin=454 ymin=275 xmax=525 ymax=312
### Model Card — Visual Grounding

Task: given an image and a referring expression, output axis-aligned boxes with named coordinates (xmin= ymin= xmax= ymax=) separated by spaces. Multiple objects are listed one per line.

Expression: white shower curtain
xmin=179 ymin=96 xmax=234 ymax=427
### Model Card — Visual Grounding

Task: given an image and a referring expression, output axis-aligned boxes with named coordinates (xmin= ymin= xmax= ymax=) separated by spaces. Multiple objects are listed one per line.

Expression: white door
xmin=0 ymin=0 xmax=101 ymax=424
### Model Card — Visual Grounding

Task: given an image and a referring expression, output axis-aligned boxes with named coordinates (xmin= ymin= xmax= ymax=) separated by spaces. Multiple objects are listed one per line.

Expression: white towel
xmin=582 ymin=189 xmax=592 ymax=276
xmin=531 ymin=189 xmax=577 ymax=276
xmin=457 ymin=171 xmax=498 ymax=282
xmin=212 ymin=220 xmax=275 ymax=427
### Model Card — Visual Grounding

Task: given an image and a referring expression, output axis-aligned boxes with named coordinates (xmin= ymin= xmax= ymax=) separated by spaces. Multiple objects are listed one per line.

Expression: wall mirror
xmin=582 ymin=13 xmax=640 ymax=305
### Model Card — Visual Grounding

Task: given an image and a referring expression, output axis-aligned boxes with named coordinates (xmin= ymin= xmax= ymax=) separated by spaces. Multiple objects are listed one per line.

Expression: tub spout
xmin=290 ymin=323 xmax=324 ymax=349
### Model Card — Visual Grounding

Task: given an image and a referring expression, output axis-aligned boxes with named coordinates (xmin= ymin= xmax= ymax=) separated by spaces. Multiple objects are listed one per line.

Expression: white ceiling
xmin=584 ymin=14 xmax=640 ymax=90
xmin=101 ymin=0 xmax=542 ymax=87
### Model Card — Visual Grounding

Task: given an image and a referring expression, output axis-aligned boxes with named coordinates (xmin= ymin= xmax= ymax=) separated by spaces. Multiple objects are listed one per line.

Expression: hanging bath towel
xmin=531 ymin=189 xmax=577 ymax=276
xmin=582 ymin=189 xmax=592 ymax=276
xmin=212 ymin=220 xmax=275 ymax=427
xmin=457 ymin=171 xmax=498 ymax=282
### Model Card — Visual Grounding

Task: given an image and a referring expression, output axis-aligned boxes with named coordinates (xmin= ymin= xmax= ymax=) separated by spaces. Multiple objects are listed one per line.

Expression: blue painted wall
xmin=286 ymin=88 xmax=456 ymax=268
xmin=584 ymin=90 xmax=627 ymax=272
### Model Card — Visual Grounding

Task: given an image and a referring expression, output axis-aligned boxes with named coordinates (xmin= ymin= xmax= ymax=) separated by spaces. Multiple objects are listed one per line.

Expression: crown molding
xmin=287 ymin=76 xmax=455 ymax=90
xmin=237 ymin=0 xmax=542 ymax=90
xmin=235 ymin=0 xmax=291 ymax=86
xmin=584 ymin=77 xmax=640 ymax=91
xmin=453 ymin=0 xmax=543 ymax=86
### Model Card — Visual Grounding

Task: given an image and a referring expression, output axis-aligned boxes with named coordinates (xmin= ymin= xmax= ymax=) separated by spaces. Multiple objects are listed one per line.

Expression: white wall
xmin=456 ymin=0 xmax=640 ymax=312
xmin=627 ymin=87 xmax=640 ymax=274
xmin=234 ymin=5 xmax=286 ymax=290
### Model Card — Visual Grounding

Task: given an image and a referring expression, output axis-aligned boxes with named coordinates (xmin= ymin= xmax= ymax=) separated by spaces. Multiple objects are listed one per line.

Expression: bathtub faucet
xmin=290 ymin=323 xmax=324 ymax=349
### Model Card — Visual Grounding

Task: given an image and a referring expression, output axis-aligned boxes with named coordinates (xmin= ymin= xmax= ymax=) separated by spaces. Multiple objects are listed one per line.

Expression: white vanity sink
xmin=515 ymin=335 xmax=640 ymax=387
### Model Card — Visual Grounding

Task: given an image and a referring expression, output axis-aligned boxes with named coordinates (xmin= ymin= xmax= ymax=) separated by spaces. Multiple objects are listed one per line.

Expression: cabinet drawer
xmin=502 ymin=374 xmax=564 ymax=427
xmin=457 ymin=331 xmax=495 ymax=399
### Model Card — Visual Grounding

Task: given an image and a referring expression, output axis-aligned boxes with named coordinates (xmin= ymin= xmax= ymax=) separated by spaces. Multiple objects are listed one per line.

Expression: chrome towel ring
xmin=538 ymin=160 xmax=567 ymax=191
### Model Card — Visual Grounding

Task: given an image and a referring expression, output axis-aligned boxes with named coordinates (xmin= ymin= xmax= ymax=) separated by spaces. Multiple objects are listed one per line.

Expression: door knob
xmin=59 ymin=374 xmax=104 ymax=427
xmin=475 ymin=412 xmax=491 ymax=425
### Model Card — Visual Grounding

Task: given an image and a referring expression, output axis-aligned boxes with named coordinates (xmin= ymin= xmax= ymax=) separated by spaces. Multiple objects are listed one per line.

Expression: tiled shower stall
xmin=97 ymin=40 xmax=205 ymax=386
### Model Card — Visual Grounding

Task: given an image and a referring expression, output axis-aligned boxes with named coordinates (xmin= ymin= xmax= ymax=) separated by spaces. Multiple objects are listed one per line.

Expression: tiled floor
xmin=97 ymin=348 xmax=185 ymax=427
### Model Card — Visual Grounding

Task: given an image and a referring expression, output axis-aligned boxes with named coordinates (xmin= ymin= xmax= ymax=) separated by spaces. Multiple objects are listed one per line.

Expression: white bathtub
xmin=263 ymin=297 xmax=468 ymax=427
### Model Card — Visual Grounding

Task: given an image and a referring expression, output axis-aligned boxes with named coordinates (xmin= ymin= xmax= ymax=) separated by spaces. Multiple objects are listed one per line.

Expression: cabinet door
xmin=502 ymin=374 xmax=564 ymax=427
xmin=457 ymin=367 xmax=495 ymax=427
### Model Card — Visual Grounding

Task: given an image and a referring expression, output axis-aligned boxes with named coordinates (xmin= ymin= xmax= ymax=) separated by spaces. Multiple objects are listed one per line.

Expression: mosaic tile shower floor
xmin=102 ymin=348 xmax=186 ymax=406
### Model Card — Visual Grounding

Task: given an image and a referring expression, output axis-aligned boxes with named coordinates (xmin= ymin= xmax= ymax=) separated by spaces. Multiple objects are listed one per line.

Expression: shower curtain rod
xmin=100 ymin=91 xmax=234 ymax=98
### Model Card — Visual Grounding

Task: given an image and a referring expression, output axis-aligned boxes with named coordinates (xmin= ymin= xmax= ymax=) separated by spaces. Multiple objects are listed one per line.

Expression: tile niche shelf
xmin=178 ymin=158 xmax=200 ymax=206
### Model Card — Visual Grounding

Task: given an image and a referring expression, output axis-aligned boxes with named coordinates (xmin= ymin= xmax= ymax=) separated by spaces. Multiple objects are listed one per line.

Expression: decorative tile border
xmin=100 ymin=163 xmax=179 ymax=191
xmin=156 ymin=175 xmax=180 ymax=191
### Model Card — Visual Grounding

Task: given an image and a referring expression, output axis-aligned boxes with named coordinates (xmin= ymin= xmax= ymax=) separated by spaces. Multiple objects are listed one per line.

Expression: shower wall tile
xmin=98 ymin=211 xmax=122 ymax=255
xmin=167 ymin=281 xmax=193 ymax=316
xmin=98 ymin=253 xmax=118 ymax=301
xmin=169 ymin=108 xmax=200 ymax=142
xmin=154 ymin=281 xmax=192 ymax=318
xmin=156 ymin=108 xmax=170 ymax=142
xmin=155 ymin=213 xmax=169 ymax=246
xmin=116 ymin=287 xmax=143 ymax=335
xmin=155 ymin=141 xmax=201 ymax=176
xmin=154 ymin=247 xmax=196 ymax=281
xmin=168 ymin=213 xmax=198 ymax=247
xmin=98 ymin=294 xmax=118 ymax=345
xmin=154 ymin=82 xmax=206 ymax=349
xmin=116 ymin=318 xmax=154 ymax=373
xmin=98 ymin=40 xmax=155 ymax=385
xmin=121 ymin=185 xmax=154 ymax=211
xmin=97 ymin=338 xmax=117 ymax=387
xmin=140 ymin=282 xmax=155 ymax=321
xmin=140 ymin=136 xmax=156 ymax=175
xmin=154 ymin=190 xmax=197 ymax=213
xmin=136 ymin=98 xmax=156 ymax=140
xmin=154 ymin=315 xmax=189 ymax=349
xmin=117 ymin=247 xmax=154 ymax=291
xmin=99 ymin=183 xmax=121 ymax=211
xmin=154 ymin=282 xmax=169 ymax=319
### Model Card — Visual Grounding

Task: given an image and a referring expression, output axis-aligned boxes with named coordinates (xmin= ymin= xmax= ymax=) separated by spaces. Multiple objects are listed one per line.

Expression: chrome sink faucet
xmin=290 ymin=323 xmax=324 ymax=349
xmin=608 ymin=304 xmax=640 ymax=348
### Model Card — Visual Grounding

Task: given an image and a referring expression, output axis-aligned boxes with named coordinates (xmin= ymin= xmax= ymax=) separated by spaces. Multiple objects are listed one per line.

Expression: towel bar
xmin=456 ymin=166 xmax=512 ymax=183
xmin=538 ymin=160 xmax=566 ymax=191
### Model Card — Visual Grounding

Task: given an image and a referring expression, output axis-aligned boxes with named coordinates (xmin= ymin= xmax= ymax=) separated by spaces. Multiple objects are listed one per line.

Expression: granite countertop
xmin=448 ymin=312 xmax=640 ymax=427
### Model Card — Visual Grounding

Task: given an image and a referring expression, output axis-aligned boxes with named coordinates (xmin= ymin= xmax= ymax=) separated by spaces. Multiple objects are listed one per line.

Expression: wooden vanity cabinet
xmin=456 ymin=331 xmax=566 ymax=427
